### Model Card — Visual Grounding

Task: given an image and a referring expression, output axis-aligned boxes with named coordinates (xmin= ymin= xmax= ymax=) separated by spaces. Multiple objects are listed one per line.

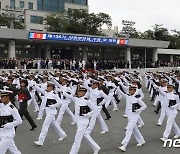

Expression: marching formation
xmin=0 ymin=69 xmax=180 ymax=154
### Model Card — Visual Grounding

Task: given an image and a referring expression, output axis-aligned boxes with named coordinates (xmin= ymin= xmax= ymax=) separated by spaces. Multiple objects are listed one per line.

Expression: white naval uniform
xmin=86 ymin=87 xmax=109 ymax=134
xmin=175 ymin=78 xmax=180 ymax=110
xmin=34 ymin=86 xmax=66 ymax=144
xmin=117 ymin=88 xmax=147 ymax=148
xmin=0 ymin=102 xmax=22 ymax=154
xmin=70 ymin=78 xmax=78 ymax=94
xmin=51 ymin=78 xmax=75 ymax=125
xmin=105 ymin=81 xmax=118 ymax=111
xmin=158 ymin=89 xmax=180 ymax=139
xmin=27 ymin=79 xmax=39 ymax=112
xmin=63 ymin=93 xmax=100 ymax=154
xmin=157 ymin=86 xmax=167 ymax=125
xmin=36 ymin=82 xmax=48 ymax=119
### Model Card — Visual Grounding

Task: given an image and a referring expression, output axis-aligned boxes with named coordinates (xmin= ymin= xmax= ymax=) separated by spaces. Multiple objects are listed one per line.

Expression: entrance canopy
xmin=0 ymin=28 xmax=170 ymax=48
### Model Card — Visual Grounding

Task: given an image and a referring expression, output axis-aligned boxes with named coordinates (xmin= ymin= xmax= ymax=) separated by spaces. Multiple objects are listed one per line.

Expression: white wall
xmin=24 ymin=9 xmax=48 ymax=31
xmin=157 ymin=49 xmax=180 ymax=55
xmin=65 ymin=2 xmax=88 ymax=10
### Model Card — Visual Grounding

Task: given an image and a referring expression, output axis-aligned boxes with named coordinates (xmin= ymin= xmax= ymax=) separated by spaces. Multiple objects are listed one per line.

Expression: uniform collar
xmin=2 ymin=101 xmax=11 ymax=106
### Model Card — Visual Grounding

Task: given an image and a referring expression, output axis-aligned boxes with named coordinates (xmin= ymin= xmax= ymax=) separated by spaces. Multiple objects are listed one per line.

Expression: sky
xmin=88 ymin=0 xmax=180 ymax=32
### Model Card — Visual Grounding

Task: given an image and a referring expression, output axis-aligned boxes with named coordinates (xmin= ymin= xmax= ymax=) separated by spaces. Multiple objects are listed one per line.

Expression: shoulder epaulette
xmin=165 ymin=91 xmax=168 ymax=93
xmin=84 ymin=98 xmax=88 ymax=100
xmin=10 ymin=104 xmax=15 ymax=109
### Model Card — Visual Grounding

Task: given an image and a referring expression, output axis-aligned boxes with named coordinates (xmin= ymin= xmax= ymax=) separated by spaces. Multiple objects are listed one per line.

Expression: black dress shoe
xmin=105 ymin=116 xmax=111 ymax=120
xmin=154 ymin=110 xmax=159 ymax=114
xmin=30 ymin=126 xmax=37 ymax=131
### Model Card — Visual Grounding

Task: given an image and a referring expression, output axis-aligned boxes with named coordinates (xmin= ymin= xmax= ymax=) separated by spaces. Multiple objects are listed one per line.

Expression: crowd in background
xmin=0 ymin=58 xmax=179 ymax=70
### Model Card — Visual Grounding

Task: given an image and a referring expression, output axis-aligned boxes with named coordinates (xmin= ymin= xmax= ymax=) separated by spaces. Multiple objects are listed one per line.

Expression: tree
xmin=44 ymin=9 xmax=112 ymax=35
xmin=140 ymin=24 xmax=170 ymax=40
xmin=0 ymin=14 xmax=10 ymax=27
xmin=44 ymin=13 xmax=68 ymax=33
xmin=115 ymin=20 xmax=140 ymax=38
xmin=0 ymin=13 xmax=25 ymax=29
xmin=169 ymin=30 xmax=180 ymax=49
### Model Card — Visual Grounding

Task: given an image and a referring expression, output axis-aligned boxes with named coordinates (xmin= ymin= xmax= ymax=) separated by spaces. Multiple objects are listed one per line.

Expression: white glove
xmin=170 ymin=105 xmax=177 ymax=109
xmin=97 ymin=105 xmax=102 ymax=110
xmin=153 ymin=84 xmax=159 ymax=89
xmin=118 ymin=81 xmax=122 ymax=85
xmin=3 ymin=86 xmax=9 ymax=90
xmin=82 ymin=113 xmax=90 ymax=118
xmin=135 ymin=109 xmax=142 ymax=113
xmin=3 ymin=123 xmax=14 ymax=129
xmin=19 ymin=100 xmax=23 ymax=103
xmin=98 ymin=103 xmax=103 ymax=106
xmin=48 ymin=104 xmax=56 ymax=109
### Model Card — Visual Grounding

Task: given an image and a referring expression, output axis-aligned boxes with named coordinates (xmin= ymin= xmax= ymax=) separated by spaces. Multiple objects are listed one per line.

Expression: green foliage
xmin=0 ymin=14 xmax=10 ymax=27
xmin=44 ymin=9 xmax=112 ymax=35
xmin=139 ymin=24 xmax=180 ymax=49
xmin=0 ymin=13 xmax=25 ymax=29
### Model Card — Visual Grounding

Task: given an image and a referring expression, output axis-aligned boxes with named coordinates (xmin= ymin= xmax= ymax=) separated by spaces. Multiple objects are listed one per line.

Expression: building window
xmin=66 ymin=0 xmax=73 ymax=3
xmin=66 ymin=0 xmax=87 ymax=5
xmin=30 ymin=16 xmax=43 ymax=24
xmin=28 ymin=2 xmax=33 ymax=9
xmin=10 ymin=0 xmax=15 ymax=9
xmin=59 ymin=0 xmax=65 ymax=12
xmin=37 ymin=0 xmax=43 ymax=10
xmin=51 ymin=0 xmax=59 ymax=12
xmin=43 ymin=0 xmax=51 ymax=11
xmin=19 ymin=1 xmax=24 ymax=9
xmin=81 ymin=0 xmax=87 ymax=5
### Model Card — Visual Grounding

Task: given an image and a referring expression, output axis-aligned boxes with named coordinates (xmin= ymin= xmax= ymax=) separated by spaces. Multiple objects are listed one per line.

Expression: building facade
xmin=0 ymin=0 xmax=88 ymax=31
xmin=1 ymin=28 xmax=178 ymax=69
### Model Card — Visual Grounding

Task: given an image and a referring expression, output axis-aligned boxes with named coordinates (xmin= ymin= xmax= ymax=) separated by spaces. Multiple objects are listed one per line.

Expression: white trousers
xmin=28 ymin=97 xmax=39 ymax=111
xmin=56 ymin=103 xmax=75 ymax=125
xmin=38 ymin=114 xmax=66 ymax=143
xmin=69 ymin=119 xmax=100 ymax=154
xmin=158 ymin=108 xmax=165 ymax=124
xmin=153 ymin=97 xmax=159 ymax=106
xmin=86 ymin=109 xmax=108 ymax=134
xmin=105 ymin=92 xmax=118 ymax=110
xmin=37 ymin=96 xmax=45 ymax=119
xmin=138 ymin=116 xmax=144 ymax=126
xmin=163 ymin=113 xmax=180 ymax=138
xmin=122 ymin=117 xmax=145 ymax=147
xmin=0 ymin=137 xmax=21 ymax=154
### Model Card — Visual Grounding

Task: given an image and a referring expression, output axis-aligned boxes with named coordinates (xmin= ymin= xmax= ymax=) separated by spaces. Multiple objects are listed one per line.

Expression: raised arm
xmin=116 ymin=86 xmax=128 ymax=99
xmin=99 ymin=90 xmax=108 ymax=105
xmin=34 ymin=85 xmax=46 ymax=95
xmin=51 ymin=78 xmax=62 ymax=89
xmin=63 ymin=91 xmax=75 ymax=102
